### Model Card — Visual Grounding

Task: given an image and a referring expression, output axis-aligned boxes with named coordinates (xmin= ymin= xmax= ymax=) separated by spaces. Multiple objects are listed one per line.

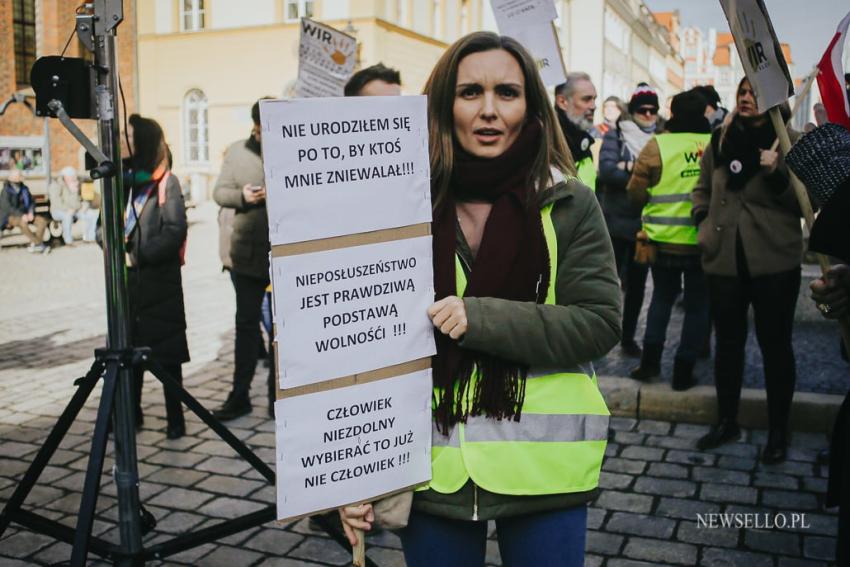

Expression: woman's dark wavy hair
xmin=129 ymin=114 xmax=166 ymax=173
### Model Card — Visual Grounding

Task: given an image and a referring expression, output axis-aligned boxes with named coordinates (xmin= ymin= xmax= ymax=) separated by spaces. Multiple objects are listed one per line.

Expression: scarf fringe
xmin=434 ymin=353 xmax=528 ymax=435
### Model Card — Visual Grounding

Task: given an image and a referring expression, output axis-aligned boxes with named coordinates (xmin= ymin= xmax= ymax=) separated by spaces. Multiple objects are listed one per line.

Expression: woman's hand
xmin=339 ymin=503 xmax=374 ymax=546
xmin=811 ymin=264 xmax=850 ymax=319
xmin=759 ymin=149 xmax=779 ymax=174
xmin=428 ymin=296 xmax=468 ymax=339
xmin=242 ymin=183 xmax=266 ymax=204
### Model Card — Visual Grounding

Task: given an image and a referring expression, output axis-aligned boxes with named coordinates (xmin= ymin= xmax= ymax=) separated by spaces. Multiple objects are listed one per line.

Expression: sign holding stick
xmin=295 ymin=18 xmax=357 ymax=98
xmin=721 ymin=0 xmax=850 ymax=352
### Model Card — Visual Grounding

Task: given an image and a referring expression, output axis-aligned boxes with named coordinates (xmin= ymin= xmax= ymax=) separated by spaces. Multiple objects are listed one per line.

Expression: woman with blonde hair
xmin=340 ymin=31 xmax=621 ymax=566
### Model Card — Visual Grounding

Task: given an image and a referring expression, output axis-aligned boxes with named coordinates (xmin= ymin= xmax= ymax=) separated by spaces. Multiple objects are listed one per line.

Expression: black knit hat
xmin=665 ymin=90 xmax=711 ymax=134
xmin=786 ymin=123 xmax=850 ymax=262
xmin=628 ymin=83 xmax=659 ymax=114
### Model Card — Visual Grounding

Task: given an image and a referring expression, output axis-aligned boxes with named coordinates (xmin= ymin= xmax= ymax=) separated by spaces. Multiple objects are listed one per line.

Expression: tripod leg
xmin=70 ymin=359 xmax=120 ymax=567
xmin=145 ymin=359 xmax=275 ymax=482
xmin=0 ymin=360 xmax=105 ymax=538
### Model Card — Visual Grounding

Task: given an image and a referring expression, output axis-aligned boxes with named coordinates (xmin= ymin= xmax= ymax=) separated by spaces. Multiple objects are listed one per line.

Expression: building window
xmin=460 ymin=0 xmax=469 ymax=34
xmin=433 ymin=0 xmax=442 ymax=38
xmin=397 ymin=0 xmax=409 ymax=26
xmin=285 ymin=0 xmax=315 ymax=22
xmin=184 ymin=89 xmax=209 ymax=164
xmin=12 ymin=0 xmax=36 ymax=87
xmin=181 ymin=0 xmax=205 ymax=32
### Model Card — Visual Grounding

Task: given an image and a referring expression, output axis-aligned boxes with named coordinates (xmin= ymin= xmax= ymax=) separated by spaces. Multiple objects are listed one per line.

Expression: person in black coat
xmin=596 ymin=83 xmax=661 ymax=357
xmin=786 ymin=123 xmax=850 ymax=565
xmin=124 ymin=114 xmax=189 ymax=439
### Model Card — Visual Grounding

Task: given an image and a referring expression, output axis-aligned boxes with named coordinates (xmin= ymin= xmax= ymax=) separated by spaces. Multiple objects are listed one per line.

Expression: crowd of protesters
xmin=5 ymin=27 xmax=847 ymax=565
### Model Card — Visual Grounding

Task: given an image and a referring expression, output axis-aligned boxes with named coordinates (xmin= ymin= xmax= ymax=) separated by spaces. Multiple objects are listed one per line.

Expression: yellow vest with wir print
xmin=428 ymin=202 xmax=610 ymax=496
xmin=576 ymin=157 xmax=597 ymax=192
xmin=641 ymin=132 xmax=710 ymax=246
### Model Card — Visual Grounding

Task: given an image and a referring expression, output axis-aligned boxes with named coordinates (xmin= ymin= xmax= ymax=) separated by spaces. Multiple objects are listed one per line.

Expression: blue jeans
xmin=399 ymin=505 xmax=587 ymax=567
xmin=643 ymin=252 xmax=709 ymax=362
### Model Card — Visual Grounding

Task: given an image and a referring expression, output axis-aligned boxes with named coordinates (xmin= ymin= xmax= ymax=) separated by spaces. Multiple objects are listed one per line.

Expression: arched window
xmin=184 ymin=89 xmax=209 ymax=164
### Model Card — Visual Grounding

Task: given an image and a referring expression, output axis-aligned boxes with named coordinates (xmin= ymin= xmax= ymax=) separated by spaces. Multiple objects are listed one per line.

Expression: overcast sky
xmin=644 ymin=0 xmax=849 ymax=77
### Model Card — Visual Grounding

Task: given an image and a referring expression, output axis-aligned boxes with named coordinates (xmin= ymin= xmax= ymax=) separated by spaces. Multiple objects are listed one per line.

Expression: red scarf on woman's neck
xmin=432 ymin=120 xmax=550 ymax=433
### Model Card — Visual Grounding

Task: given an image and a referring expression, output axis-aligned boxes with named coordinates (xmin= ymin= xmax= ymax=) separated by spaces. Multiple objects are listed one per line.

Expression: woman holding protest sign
xmin=692 ymin=78 xmax=800 ymax=463
xmin=340 ymin=31 xmax=621 ymax=566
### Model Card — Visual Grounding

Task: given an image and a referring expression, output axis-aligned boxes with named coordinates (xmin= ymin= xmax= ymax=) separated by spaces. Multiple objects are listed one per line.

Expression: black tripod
xmin=0 ymin=2 xmax=370 ymax=565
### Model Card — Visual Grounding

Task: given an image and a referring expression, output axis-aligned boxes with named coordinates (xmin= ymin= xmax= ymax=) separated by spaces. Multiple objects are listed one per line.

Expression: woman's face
xmin=737 ymin=80 xmax=757 ymax=117
xmin=453 ymin=49 xmax=526 ymax=159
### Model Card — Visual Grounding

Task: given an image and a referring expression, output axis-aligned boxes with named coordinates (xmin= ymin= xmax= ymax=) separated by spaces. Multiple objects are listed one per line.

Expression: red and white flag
xmin=816 ymin=10 xmax=850 ymax=130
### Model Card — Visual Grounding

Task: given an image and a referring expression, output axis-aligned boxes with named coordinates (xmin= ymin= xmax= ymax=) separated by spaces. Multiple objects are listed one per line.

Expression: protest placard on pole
xmin=259 ymin=95 xmax=435 ymax=525
xmin=261 ymin=96 xmax=431 ymax=244
xmin=490 ymin=0 xmax=566 ymax=86
xmin=275 ymin=367 xmax=432 ymax=520
xmin=721 ymin=0 xmax=850 ymax=352
xmin=295 ymin=18 xmax=357 ymax=98
xmin=718 ymin=0 xmax=794 ymax=114
xmin=272 ymin=233 xmax=436 ymax=389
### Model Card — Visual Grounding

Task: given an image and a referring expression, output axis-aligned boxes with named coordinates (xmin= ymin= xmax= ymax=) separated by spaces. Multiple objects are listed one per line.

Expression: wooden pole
xmin=769 ymin=66 xmax=819 ymax=152
xmin=352 ymin=528 xmax=365 ymax=567
xmin=768 ymin=107 xmax=850 ymax=352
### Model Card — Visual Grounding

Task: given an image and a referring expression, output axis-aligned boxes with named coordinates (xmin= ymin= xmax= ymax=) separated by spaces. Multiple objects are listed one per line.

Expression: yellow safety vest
xmin=428 ymin=202 xmax=610 ymax=496
xmin=641 ymin=132 xmax=710 ymax=246
xmin=576 ymin=157 xmax=597 ymax=192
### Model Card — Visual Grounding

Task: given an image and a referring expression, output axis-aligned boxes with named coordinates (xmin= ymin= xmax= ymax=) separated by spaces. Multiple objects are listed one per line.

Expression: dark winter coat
xmin=126 ymin=174 xmax=190 ymax=365
xmin=0 ymin=180 xmax=35 ymax=228
xmin=213 ymin=138 xmax=269 ymax=281
xmin=691 ymin=122 xmax=802 ymax=277
xmin=597 ymin=125 xmax=642 ymax=241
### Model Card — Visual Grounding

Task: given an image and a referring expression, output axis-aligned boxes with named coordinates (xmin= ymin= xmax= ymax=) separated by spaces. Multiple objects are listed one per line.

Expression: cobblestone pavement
xmin=0 ymin=203 xmax=841 ymax=565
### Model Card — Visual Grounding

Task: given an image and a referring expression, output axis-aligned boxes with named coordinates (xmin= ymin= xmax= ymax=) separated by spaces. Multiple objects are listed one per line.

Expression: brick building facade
xmin=0 ymin=0 xmax=137 ymax=195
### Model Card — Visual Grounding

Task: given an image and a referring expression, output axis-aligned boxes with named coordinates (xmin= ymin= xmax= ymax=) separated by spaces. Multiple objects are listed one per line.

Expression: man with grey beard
xmin=554 ymin=72 xmax=599 ymax=190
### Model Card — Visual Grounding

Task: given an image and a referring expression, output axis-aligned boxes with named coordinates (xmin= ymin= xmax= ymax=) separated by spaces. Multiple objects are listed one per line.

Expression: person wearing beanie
xmin=626 ymin=88 xmax=711 ymax=391
xmin=692 ymin=77 xmax=801 ymax=464
xmin=554 ymin=72 xmax=599 ymax=189
xmin=597 ymin=83 xmax=662 ymax=358
xmin=785 ymin=122 xmax=850 ymax=566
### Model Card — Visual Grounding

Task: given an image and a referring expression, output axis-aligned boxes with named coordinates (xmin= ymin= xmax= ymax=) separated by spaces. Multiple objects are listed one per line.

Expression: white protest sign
xmin=719 ymin=0 xmax=794 ymax=112
xmin=489 ymin=0 xmax=566 ymax=86
xmin=491 ymin=0 xmax=557 ymax=29
xmin=260 ymin=96 xmax=431 ymax=245
xmin=295 ymin=18 xmax=357 ymax=98
xmin=273 ymin=236 xmax=436 ymax=388
xmin=275 ymin=369 xmax=432 ymax=520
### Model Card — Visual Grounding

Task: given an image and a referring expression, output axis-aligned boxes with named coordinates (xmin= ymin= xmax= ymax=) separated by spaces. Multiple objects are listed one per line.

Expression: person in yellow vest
xmin=339 ymin=32 xmax=621 ymax=566
xmin=554 ymin=72 xmax=599 ymax=190
xmin=627 ymin=90 xmax=712 ymax=391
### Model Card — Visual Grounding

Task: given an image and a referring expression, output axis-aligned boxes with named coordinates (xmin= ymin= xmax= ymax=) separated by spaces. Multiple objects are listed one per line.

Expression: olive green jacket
xmin=415 ymin=175 xmax=622 ymax=520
